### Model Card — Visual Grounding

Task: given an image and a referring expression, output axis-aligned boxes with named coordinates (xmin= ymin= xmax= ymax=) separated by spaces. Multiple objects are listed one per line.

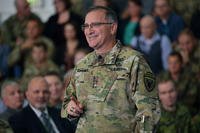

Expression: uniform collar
xmin=89 ymin=40 xmax=122 ymax=66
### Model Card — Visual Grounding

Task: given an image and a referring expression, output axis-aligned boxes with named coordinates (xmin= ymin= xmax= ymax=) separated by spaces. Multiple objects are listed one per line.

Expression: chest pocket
xmin=76 ymin=66 xmax=118 ymax=103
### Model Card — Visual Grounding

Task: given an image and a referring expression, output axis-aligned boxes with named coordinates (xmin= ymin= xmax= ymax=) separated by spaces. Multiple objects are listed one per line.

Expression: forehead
xmin=5 ymin=85 xmax=19 ymax=92
xmin=29 ymin=79 xmax=48 ymax=91
xmin=158 ymin=81 xmax=174 ymax=91
xmin=85 ymin=10 xmax=107 ymax=23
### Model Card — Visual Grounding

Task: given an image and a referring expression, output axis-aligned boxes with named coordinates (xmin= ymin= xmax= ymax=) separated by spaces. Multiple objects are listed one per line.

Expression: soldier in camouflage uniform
xmin=157 ymin=51 xmax=200 ymax=116
xmin=0 ymin=119 xmax=13 ymax=133
xmin=61 ymin=6 xmax=160 ymax=133
xmin=1 ymin=0 xmax=41 ymax=47
xmin=157 ymin=79 xmax=192 ymax=133
xmin=21 ymin=42 xmax=59 ymax=92
xmin=169 ymin=0 xmax=200 ymax=25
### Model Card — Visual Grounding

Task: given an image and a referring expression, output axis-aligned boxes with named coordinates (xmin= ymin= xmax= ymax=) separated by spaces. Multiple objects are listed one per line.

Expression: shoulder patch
xmin=144 ymin=72 xmax=155 ymax=92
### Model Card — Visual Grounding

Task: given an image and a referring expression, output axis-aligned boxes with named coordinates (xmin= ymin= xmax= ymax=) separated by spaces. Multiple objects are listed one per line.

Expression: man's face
xmin=26 ymin=78 xmax=49 ymax=110
xmin=158 ymin=81 xmax=177 ymax=108
xmin=16 ymin=0 xmax=30 ymax=17
xmin=140 ymin=19 xmax=155 ymax=39
xmin=83 ymin=10 xmax=116 ymax=50
xmin=168 ymin=56 xmax=182 ymax=74
xmin=31 ymin=47 xmax=47 ymax=64
xmin=3 ymin=84 xmax=24 ymax=109
xmin=44 ymin=75 xmax=63 ymax=101
xmin=155 ymin=0 xmax=170 ymax=17
xmin=26 ymin=20 xmax=41 ymax=39
xmin=54 ymin=0 xmax=66 ymax=13
xmin=178 ymin=34 xmax=195 ymax=54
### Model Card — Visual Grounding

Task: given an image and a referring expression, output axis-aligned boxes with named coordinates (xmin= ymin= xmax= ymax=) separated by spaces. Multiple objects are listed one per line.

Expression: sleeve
xmin=131 ymin=55 xmax=161 ymax=132
xmin=7 ymin=45 xmax=21 ymax=67
xmin=61 ymin=69 xmax=77 ymax=118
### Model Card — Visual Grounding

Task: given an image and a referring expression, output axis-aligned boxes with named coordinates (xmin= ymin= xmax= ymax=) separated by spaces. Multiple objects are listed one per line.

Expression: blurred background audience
xmin=0 ymin=0 xmax=199 ymax=132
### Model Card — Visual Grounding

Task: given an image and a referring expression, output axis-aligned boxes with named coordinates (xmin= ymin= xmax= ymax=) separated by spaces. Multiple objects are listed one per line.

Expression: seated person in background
xmin=8 ymin=18 xmax=54 ymax=73
xmin=8 ymin=76 xmax=72 ymax=133
xmin=0 ymin=81 xmax=24 ymax=121
xmin=21 ymin=41 xmax=59 ymax=92
xmin=157 ymin=79 xmax=191 ymax=133
xmin=1 ymin=0 xmax=41 ymax=46
xmin=44 ymin=72 xmax=64 ymax=109
xmin=177 ymin=29 xmax=200 ymax=80
xmin=154 ymin=0 xmax=185 ymax=43
xmin=158 ymin=51 xmax=199 ymax=115
xmin=131 ymin=15 xmax=172 ymax=74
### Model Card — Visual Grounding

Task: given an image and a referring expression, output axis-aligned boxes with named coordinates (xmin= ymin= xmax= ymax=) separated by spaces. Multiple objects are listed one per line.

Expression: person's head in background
xmin=15 ymin=0 xmax=31 ymax=18
xmin=26 ymin=19 xmax=43 ymax=40
xmin=154 ymin=0 xmax=171 ymax=19
xmin=74 ymin=48 xmax=89 ymax=65
xmin=53 ymin=0 xmax=72 ymax=14
xmin=167 ymin=51 xmax=183 ymax=77
xmin=64 ymin=21 xmax=79 ymax=41
xmin=31 ymin=42 xmax=48 ymax=65
xmin=93 ymin=0 xmax=111 ymax=7
xmin=178 ymin=28 xmax=197 ymax=56
xmin=44 ymin=72 xmax=63 ymax=107
xmin=140 ymin=15 xmax=157 ymax=39
xmin=26 ymin=76 xmax=49 ymax=110
xmin=83 ymin=6 xmax=118 ymax=54
xmin=1 ymin=81 xmax=24 ymax=110
xmin=127 ymin=0 xmax=142 ymax=19
xmin=157 ymin=79 xmax=177 ymax=111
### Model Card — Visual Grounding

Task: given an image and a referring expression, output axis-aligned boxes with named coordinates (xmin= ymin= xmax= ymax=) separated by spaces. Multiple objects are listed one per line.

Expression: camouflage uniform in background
xmin=157 ymin=70 xmax=200 ymax=115
xmin=61 ymin=41 xmax=160 ymax=133
xmin=169 ymin=0 xmax=200 ymax=25
xmin=1 ymin=13 xmax=41 ymax=47
xmin=21 ymin=60 xmax=59 ymax=92
xmin=191 ymin=112 xmax=200 ymax=133
xmin=157 ymin=103 xmax=191 ymax=133
xmin=8 ymin=37 xmax=55 ymax=68
xmin=0 ymin=119 xmax=13 ymax=133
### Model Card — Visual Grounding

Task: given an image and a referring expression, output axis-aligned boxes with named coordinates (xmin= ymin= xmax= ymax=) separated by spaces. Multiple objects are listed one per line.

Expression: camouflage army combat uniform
xmin=157 ymin=103 xmax=191 ymax=133
xmin=21 ymin=60 xmax=59 ymax=91
xmin=191 ymin=112 xmax=200 ymax=133
xmin=169 ymin=0 xmax=200 ymax=25
xmin=61 ymin=41 xmax=160 ymax=133
xmin=0 ymin=119 xmax=13 ymax=133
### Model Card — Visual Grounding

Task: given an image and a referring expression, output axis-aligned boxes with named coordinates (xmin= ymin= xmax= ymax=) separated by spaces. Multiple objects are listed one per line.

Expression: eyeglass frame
xmin=81 ymin=22 xmax=113 ymax=31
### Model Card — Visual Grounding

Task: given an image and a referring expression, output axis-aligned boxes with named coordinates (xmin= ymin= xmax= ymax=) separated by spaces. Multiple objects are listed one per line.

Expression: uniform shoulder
xmin=75 ymin=51 xmax=95 ymax=67
xmin=120 ymin=45 xmax=143 ymax=59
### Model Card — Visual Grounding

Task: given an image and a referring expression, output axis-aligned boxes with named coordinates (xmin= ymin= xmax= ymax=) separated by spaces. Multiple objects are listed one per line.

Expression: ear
xmin=110 ymin=23 xmax=118 ymax=35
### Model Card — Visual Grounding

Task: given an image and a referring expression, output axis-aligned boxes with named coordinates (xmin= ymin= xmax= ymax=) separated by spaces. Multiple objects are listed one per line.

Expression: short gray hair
xmin=1 ymin=80 xmax=19 ymax=98
xmin=86 ymin=6 xmax=118 ymax=23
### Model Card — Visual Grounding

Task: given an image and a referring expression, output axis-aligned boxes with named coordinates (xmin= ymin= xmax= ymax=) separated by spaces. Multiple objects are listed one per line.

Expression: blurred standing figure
xmin=154 ymin=0 xmax=185 ymax=43
xmin=131 ymin=15 xmax=172 ymax=74
xmin=44 ymin=0 xmax=83 ymax=66
xmin=118 ymin=0 xmax=143 ymax=46
xmin=0 ymin=81 xmax=24 ymax=121
xmin=2 ymin=0 xmax=41 ymax=46
xmin=157 ymin=79 xmax=191 ymax=133
xmin=8 ymin=76 xmax=72 ymax=133
xmin=61 ymin=6 xmax=160 ymax=133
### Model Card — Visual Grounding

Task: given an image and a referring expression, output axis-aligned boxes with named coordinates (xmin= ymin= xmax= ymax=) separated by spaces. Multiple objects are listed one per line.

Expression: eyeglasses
xmin=81 ymin=22 xmax=113 ymax=31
